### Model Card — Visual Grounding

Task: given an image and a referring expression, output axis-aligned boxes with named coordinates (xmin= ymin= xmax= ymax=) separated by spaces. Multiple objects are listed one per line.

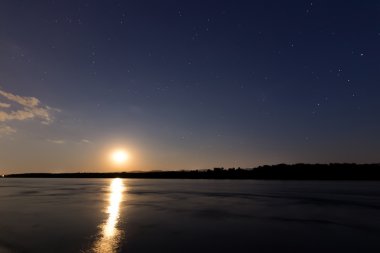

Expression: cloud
xmin=0 ymin=125 xmax=16 ymax=137
xmin=0 ymin=88 xmax=58 ymax=136
xmin=0 ymin=102 xmax=10 ymax=108
xmin=0 ymin=90 xmax=40 ymax=108
xmin=47 ymin=139 xmax=66 ymax=144
xmin=47 ymin=139 xmax=92 ymax=145
xmin=0 ymin=110 xmax=36 ymax=121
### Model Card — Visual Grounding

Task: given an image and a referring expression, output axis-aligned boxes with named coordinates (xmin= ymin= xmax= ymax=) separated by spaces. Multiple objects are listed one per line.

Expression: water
xmin=0 ymin=178 xmax=380 ymax=253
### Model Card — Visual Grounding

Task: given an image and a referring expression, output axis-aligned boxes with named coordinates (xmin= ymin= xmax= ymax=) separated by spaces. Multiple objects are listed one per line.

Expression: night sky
xmin=0 ymin=1 xmax=379 ymax=173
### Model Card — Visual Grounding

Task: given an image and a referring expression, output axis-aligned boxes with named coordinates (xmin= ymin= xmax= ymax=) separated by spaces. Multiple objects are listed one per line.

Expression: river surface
xmin=0 ymin=178 xmax=380 ymax=253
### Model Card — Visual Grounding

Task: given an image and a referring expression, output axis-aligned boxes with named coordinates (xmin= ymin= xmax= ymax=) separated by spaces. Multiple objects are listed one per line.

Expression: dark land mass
xmin=4 ymin=163 xmax=380 ymax=180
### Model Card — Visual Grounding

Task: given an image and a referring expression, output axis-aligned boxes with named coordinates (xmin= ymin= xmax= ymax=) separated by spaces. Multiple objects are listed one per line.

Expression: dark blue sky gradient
xmin=0 ymin=1 xmax=379 ymax=172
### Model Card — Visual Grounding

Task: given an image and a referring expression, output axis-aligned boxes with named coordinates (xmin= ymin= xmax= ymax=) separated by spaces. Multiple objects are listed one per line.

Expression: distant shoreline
xmin=4 ymin=163 xmax=380 ymax=180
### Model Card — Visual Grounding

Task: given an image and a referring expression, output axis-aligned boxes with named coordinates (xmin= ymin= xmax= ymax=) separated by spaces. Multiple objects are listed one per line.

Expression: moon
xmin=111 ymin=149 xmax=129 ymax=165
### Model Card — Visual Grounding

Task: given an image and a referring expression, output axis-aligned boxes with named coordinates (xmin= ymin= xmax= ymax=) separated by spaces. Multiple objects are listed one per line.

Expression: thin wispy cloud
xmin=47 ymin=139 xmax=66 ymax=144
xmin=0 ymin=90 xmax=40 ymax=108
xmin=0 ymin=102 xmax=10 ymax=108
xmin=47 ymin=139 xmax=92 ymax=145
xmin=0 ymin=125 xmax=16 ymax=136
xmin=0 ymin=88 xmax=59 ymax=137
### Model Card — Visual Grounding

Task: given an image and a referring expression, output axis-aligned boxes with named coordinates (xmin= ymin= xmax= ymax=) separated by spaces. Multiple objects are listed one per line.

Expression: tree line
xmin=4 ymin=163 xmax=380 ymax=180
